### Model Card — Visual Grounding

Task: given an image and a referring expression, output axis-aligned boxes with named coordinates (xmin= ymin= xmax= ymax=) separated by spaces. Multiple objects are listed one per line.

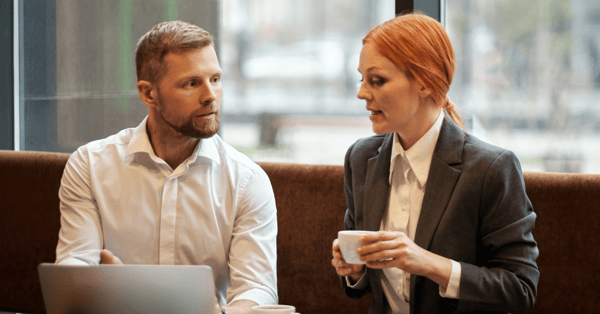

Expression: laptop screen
xmin=38 ymin=263 xmax=222 ymax=314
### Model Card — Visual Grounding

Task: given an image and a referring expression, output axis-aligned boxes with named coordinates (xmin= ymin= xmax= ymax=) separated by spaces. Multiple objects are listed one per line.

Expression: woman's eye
xmin=370 ymin=78 xmax=385 ymax=86
xmin=185 ymin=81 xmax=196 ymax=87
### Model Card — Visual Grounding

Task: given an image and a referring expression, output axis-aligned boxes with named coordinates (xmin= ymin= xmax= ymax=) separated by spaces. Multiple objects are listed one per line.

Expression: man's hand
xmin=100 ymin=249 xmax=123 ymax=265
xmin=331 ymin=238 xmax=365 ymax=284
xmin=221 ymin=300 xmax=257 ymax=314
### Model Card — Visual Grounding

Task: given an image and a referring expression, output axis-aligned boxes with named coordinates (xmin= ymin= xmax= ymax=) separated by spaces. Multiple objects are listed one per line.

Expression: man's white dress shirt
xmin=348 ymin=111 xmax=461 ymax=314
xmin=56 ymin=117 xmax=278 ymax=307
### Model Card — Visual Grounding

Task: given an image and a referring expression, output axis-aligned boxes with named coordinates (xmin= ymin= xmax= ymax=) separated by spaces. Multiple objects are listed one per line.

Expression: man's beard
xmin=157 ymin=95 xmax=220 ymax=139
xmin=170 ymin=112 xmax=220 ymax=139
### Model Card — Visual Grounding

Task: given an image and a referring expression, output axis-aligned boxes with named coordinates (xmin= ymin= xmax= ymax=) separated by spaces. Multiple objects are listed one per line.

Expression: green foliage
xmin=494 ymin=0 xmax=541 ymax=45
xmin=494 ymin=0 xmax=573 ymax=54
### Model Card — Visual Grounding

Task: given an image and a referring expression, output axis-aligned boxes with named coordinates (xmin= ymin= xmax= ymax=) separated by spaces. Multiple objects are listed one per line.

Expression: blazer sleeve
xmin=457 ymin=150 xmax=539 ymax=314
xmin=340 ymin=141 xmax=372 ymax=299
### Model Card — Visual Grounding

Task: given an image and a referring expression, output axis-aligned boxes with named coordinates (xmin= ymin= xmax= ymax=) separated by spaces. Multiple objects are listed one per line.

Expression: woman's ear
xmin=418 ymin=84 xmax=432 ymax=99
xmin=137 ymin=80 xmax=157 ymax=108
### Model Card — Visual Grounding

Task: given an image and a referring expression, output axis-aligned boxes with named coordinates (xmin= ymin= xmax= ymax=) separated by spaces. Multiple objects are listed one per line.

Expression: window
xmin=16 ymin=0 xmax=220 ymax=153
xmin=13 ymin=0 xmax=394 ymax=165
xmin=219 ymin=0 xmax=394 ymax=163
xmin=9 ymin=0 xmax=598 ymax=172
xmin=445 ymin=0 xmax=600 ymax=173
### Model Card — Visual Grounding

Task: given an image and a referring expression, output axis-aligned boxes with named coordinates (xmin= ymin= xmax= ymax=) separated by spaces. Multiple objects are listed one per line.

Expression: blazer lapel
xmin=414 ymin=118 xmax=464 ymax=250
xmin=410 ymin=118 xmax=464 ymax=311
xmin=363 ymin=133 xmax=394 ymax=231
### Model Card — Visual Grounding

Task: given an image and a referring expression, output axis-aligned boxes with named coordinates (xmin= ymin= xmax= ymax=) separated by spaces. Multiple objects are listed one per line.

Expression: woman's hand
xmin=331 ymin=238 xmax=365 ymax=284
xmin=358 ymin=231 xmax=452 ymax=289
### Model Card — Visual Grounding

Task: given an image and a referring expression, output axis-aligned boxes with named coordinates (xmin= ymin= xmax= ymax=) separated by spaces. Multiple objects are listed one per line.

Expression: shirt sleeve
xmin=345 ymin=271 xmax=369 ymax=290
xmin=55 ymin=148 xmax=103 ymax=265
xmin=226 ymin=167 xmax=278 ymax=306
xmin=439 ymin=260 xmax=461 ymax=299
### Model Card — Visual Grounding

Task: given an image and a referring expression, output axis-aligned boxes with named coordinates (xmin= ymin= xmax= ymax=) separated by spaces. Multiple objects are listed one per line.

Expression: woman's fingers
xmin=360 ymin=231 xmax=401 ymax=243
xmin=358 ymin=241 xmax=398 ymax=255
xmin=358 ymin=233 xmax=407 ymax=255
xmin=366 ymin=258 xmax=397 ymax=269
xmin=331 ymin=243 xmax=347 ymax=267
xmin=361 ymin=247 xmax=402 ymax=262
xmin=332 ymin=238 xmax=340 ymax=251
xmin=331 ymin=241 xmax=365 ymax=277
xmin=337 ymin=262 xmax=365 ymax=277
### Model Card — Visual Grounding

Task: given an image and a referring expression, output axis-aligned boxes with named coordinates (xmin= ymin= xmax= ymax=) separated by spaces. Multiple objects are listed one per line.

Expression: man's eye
xmin=212 ymin=76 xmax=220 ymax=83
xmin=185 ymin=81 xmax=196 ymax=87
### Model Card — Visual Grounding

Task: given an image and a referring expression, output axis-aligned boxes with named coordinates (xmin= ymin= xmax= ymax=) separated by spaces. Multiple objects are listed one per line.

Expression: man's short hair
xmin=135 ymin=20 xmax=214 ymax=83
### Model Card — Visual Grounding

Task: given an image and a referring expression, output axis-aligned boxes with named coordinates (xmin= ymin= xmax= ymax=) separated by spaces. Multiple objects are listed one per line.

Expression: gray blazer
xmin=341 ymin=118 xmax=539 ymax=314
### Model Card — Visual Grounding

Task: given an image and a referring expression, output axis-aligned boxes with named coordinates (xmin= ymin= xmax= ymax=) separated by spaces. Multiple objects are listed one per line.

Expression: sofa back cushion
xmin=522 ymin=172 xmax=600 ymax=314
xmin=1 ymin=150 xmax=599 ymax=313
xmin=0 ymin=150 xmax=68 ymax=313
xmin=256 ymin=162 xmax=371 ymax=313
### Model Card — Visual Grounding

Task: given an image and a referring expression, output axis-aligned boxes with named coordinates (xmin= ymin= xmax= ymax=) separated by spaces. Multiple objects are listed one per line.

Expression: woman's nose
xmin=357 ymin=82 xmax=370 ymax=100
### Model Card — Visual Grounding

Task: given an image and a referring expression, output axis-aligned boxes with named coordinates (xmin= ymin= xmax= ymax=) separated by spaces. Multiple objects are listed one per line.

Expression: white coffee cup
xmin=251 ymin=305 xmax=296 ymax=314
xmin=338 ymin=230 xmax=375 ymax=264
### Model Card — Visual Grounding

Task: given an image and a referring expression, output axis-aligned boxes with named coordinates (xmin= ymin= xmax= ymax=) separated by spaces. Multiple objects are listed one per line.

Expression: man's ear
xmin=137 ymin=80 xmax=157 ymax=108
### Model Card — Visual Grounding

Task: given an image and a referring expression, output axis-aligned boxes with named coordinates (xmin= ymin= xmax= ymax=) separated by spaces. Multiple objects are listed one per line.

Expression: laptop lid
xmin=38 ymin=263 xmax=222 ymax=314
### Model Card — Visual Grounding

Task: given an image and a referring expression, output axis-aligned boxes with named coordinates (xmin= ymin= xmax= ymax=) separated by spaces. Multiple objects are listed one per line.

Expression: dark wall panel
xmin=0 ymin=1 xmax=14 ymax=150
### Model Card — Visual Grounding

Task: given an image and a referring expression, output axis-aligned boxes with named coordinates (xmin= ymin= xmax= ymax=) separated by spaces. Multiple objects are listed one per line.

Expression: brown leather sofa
xmin=1 ymin=150 xmax=599 ymax=313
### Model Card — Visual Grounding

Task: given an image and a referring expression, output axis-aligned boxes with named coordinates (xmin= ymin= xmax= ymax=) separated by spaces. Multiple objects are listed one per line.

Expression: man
xmin=55 ymin=21 xmax=278 ymax=314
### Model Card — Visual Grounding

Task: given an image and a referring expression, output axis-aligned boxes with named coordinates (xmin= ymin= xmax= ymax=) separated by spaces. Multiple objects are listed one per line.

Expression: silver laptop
xmin=38 ymin=263 xmax=222 ymax=314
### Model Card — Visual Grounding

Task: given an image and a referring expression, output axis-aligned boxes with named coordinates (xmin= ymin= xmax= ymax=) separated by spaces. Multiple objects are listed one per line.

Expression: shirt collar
xmin=195 ymin=135 xmax=221 ymax=165
xmin=125 ymin=116 xmax=221 ymax=165
xmin=125 ymin=116 xmax=156 ymax=160
xmin=389 ymin=110 xmax=444 ymax=187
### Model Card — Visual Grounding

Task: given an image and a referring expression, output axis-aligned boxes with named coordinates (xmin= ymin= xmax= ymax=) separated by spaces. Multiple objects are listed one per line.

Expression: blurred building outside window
xmin=218 ymin=0 xmax=393 ymax=164
xmin=16 ymin=0 xmax=600 ymax=172
xmin=446 ymin=0 xmax=600 ymax=173
xmin=18 ymin=0 xmax=393 ymax=165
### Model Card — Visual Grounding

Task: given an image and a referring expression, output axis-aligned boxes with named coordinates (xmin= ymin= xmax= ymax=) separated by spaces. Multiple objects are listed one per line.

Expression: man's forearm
xmin=222 ymin=300 xmax=258 ymax=314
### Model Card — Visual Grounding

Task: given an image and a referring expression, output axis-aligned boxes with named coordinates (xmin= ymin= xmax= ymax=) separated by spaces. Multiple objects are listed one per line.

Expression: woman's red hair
xmin=363 ymin=12 xmax=466 ymax=130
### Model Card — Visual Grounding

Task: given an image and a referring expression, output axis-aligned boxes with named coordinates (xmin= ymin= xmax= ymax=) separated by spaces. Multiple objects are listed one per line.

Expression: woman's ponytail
xmin=443 ymin=96 xmax=466 ymax=131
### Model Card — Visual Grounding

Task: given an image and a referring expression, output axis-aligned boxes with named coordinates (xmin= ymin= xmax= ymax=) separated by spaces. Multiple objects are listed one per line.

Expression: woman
xmin=331 ymin=13 xmax=539 ymax=314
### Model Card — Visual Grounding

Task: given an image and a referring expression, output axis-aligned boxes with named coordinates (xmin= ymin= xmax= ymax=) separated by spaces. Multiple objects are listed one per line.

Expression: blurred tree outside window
xmin=19 ymin=0 xmax=394 ymax=165
xmin=446 ymin=0 xmax=600 ymax=173
xmin=18 ymin=0 xmax=599 ymax=172
xmin=218 ymin=0 xmax=393 ymax=164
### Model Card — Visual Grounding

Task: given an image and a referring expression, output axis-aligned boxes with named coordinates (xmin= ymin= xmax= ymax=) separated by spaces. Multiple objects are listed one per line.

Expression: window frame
xmin=397 ymin=0 xmax=443 ymax=22
xmin=0 ymin=0 xmax=15 ymax=150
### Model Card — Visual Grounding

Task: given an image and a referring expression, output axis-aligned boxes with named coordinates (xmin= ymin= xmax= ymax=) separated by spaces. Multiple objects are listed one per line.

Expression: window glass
xmin=20 ymin=0 xmax=394 ymax=165
xmin=446 ymin=0 xmax=600 ymax=173
xmin=20 ymin=0 xmax=219 ymax=152
xmin=220 ymin=0 xmax=393 ymax=164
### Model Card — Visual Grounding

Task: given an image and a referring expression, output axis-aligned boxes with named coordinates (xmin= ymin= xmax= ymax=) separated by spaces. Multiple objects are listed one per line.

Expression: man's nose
xmin=200 ymin=81 xmax=217 ymax=105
